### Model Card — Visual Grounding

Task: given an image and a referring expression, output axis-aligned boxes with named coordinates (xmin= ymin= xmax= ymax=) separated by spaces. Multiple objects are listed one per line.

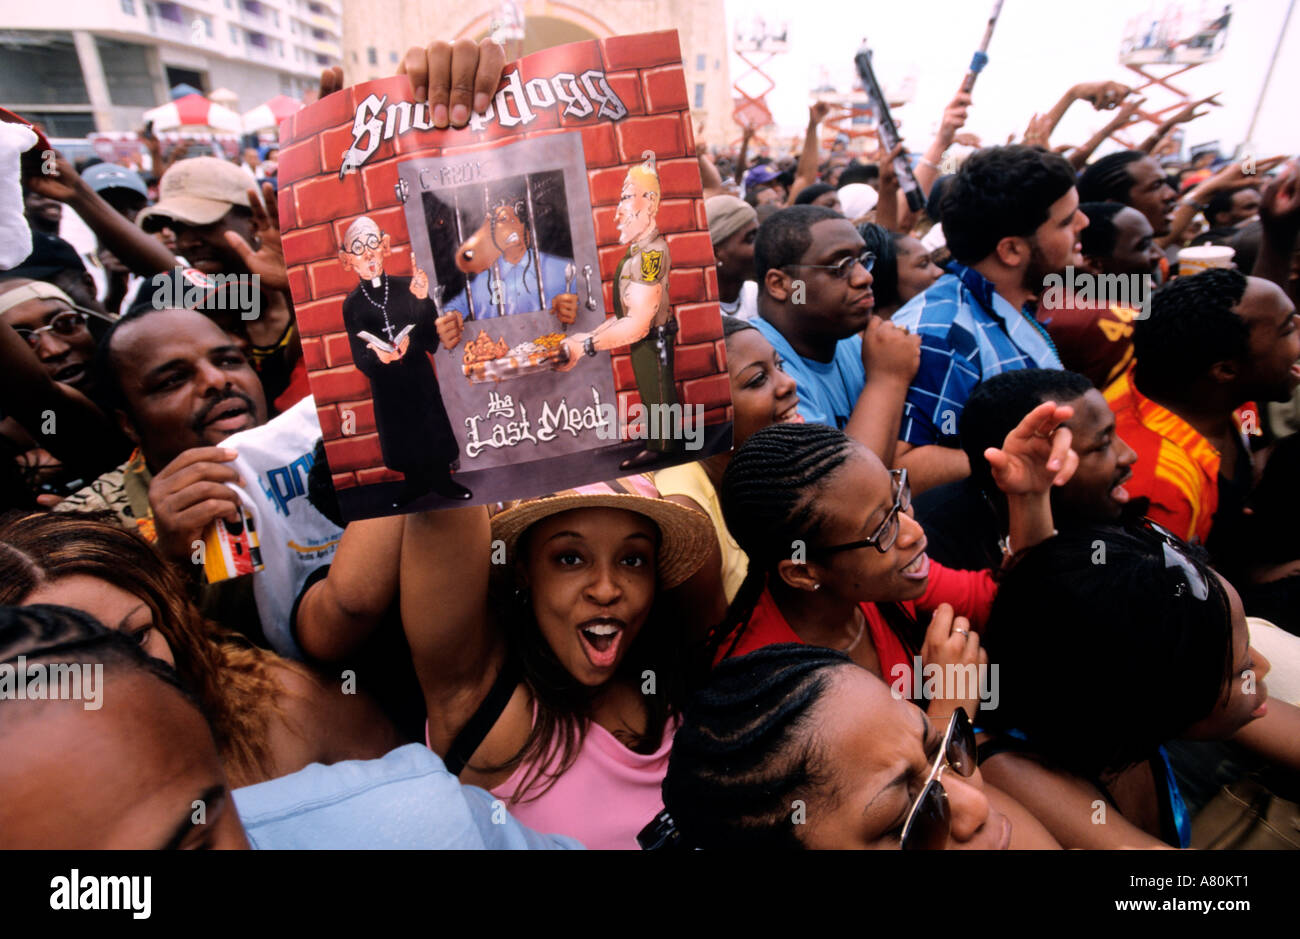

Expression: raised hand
xmin=149 ymin=446 xmax=243 ymax=566
xmin=940 ymin=90 xmax=973 ymax=137
xmin=223 ymin=182 xmax=286 ymax=291
xmin=1167 ymin=93 xmax=1222 ymax=126
xmin=920 ymin=603 xmax=988 ymax=722
xmin=1259 ymin=160 xmax=1300 ymax=237
xmin=1073 ymin=80 xmax=1133 ymax=110
xmin=23 ymin=150 xmax=81 ymax=203
xmin=410 ymin=257 xmax=429 ymax=299
xmin=984 ymin=400 xmax=1078 ymax=497
xmin=551 ymin=293 xmax=578 ymax=325
xmin=860 ymin=314 xmax=920 ymax=386
xmin=398 ymin=37 xmax=507 ymax=128
xmin=435 ymin=310 xmax=464 ymax=349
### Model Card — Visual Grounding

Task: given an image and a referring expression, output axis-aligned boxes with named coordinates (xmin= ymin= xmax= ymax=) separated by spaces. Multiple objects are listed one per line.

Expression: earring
xmin=811 ymin=583 xmax=821 ymax=591
xmin=514 ymin=586 xmax=530 ymax=606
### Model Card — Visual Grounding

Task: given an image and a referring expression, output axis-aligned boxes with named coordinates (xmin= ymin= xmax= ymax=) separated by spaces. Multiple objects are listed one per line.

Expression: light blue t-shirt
xmin=753 ymin=316 xmax=866 ymax=431
xmin=232 ymin=744 xmax=584 ymax=850
xmin=444 ymin=252 xmax=574 ymax=319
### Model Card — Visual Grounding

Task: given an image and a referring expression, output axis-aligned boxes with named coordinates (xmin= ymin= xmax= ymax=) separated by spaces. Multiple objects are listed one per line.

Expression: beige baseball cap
xmin=137 ymin=157 xmax=257 ymax=229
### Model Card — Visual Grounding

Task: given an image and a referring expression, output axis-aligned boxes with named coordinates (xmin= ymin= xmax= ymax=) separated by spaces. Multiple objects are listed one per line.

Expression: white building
xmin=0 ymin=0 xmax=342 ymax=135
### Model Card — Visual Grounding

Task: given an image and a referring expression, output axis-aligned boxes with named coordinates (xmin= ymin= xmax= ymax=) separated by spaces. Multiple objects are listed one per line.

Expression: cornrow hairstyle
xmin=661 ymin=643 xmax=856 ymax=849
xmin=0 ymin=603 xmax=203 ymax=728
xmin=1133 ymin=268 xmax=1249 ymax=399
xmin=0 ymin=510 xmax=300 ymax=788
xmin=1076 ymin=150 xmax=1145 ymax=204
xmin=856 ymin=222 xmax=900 ymax=308
xmin=940 ymin=145 xmax=1076 ymax=265
xmin=1078 ymin=202 xmax=1127 ymax=259
xmin=753 ymin=205 xmax=844 ymax=286
xmin=980 ymin=524 xmax=1235 ymax=781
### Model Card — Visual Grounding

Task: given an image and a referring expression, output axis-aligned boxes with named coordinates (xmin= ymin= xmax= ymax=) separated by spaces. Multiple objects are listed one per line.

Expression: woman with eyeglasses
xmin=978 ymin=524 xmax=1300 ymax=849
xmin=707 ymin=406 xmax=1076 ymax=726
xmin=654 ymin=643 xmax=1012 ymax=850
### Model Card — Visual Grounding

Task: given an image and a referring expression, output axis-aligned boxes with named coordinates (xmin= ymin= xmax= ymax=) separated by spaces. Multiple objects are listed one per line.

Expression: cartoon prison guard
xmin=560 ymin=151 xmax=678 ymax=470
xmin=339 ymin=215 xmax=472 ymax=506
xmin=445 ymin=196 xmax=579 ymax=323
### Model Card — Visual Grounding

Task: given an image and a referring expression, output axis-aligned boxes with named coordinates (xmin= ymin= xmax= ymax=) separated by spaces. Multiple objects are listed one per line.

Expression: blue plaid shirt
xmin=892 ymin=263 xmax=1062 ymax=446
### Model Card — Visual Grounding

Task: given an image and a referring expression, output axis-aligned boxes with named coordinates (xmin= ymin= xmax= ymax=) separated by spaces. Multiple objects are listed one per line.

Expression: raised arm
xmin=25 ymin=153 xmax=175 ymax=276
xmin=983 ymin=400 xmax=1079 ymax=562
xmin=1135 ymin=94 xmax=1220 ymax=154
xmin=786 ymin=102 xmax=833 ymax=205
xmin=846 ymin=315 xmax=919 ymax=465
xmin=1254 ymin=161 xmax=1300 ymax=304
xmin=1069 ymin=97 xmax=1145 ymax=171
xmin=915 ymin=87 xmax=971 ymax=196
xmin=400 ymin=505 xmax=499 ymax=701
xmin=295 ymin=515 xmax=404 ymax=661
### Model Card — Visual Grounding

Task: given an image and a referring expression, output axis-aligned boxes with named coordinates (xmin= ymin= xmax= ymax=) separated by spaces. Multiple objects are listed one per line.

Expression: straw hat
xmin=490 ymin=477 xmax=715 ymax=590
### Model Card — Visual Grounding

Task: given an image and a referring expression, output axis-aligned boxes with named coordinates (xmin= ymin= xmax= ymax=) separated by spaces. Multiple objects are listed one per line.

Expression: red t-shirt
xmin=715 ymin=563 xmax=997 ymax=698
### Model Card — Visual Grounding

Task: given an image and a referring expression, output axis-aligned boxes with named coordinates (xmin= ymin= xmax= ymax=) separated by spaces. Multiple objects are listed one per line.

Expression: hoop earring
xmin=514 ymin=586 xmax=530 ymax=607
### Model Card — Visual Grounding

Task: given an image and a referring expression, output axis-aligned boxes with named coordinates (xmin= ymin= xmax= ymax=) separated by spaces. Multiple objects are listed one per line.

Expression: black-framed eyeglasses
xmin=1140 ymin=519 xmax=1209 ymax=601
xmin=13 ymin=311 xmax=89 ymax=348
xmin=785 ymin=249 xmax=875 ymax=280
xmin=347 ymin=233 xmax=382 ymax=255
xmin=899 ymin=707 xmax=978 ymax=850
xmin=815 ymin=468 xmax=910 ymax=556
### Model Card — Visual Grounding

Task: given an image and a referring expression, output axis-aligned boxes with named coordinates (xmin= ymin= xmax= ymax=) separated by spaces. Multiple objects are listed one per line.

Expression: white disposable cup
xmin=1178 ymin=244 xmax=1235 ymax=276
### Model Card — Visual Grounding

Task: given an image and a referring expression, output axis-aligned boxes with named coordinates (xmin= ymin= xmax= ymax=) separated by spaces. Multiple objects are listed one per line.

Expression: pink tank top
xmin=490 ymin=704 xmax=677 ymax=850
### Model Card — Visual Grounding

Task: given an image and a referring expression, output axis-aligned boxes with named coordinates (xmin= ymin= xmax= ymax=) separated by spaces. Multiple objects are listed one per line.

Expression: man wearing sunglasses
xmin=751 ymin=205 xmax=921 ymax=467
xmin=0 ymin=279 xmax=100 ymax=394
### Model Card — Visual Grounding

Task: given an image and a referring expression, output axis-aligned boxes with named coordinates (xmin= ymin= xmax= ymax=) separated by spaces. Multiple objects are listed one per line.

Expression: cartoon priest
xmin=559 ymin=150 xmax=679 ymax=470
xmin=339 ymin=215 xmax=471 ymax=506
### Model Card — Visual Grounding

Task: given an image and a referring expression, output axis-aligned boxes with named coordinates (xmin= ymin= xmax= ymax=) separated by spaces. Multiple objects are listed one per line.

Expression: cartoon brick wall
xmin=277 ymin=30 xmax=728 ymax=491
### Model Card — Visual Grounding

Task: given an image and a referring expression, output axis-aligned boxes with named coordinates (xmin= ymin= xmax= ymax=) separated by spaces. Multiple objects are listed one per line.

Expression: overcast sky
xmin=723 ymin=0 xmax=1298 ymax=159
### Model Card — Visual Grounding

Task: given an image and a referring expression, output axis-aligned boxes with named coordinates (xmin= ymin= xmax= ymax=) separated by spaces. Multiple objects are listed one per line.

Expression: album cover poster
xmin=276 ymin=30 xmax=732 ymax=520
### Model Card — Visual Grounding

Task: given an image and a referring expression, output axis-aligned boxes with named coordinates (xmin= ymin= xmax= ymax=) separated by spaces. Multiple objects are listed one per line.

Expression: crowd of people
xmin=2 ymin=35 xmax=1300 ymax=852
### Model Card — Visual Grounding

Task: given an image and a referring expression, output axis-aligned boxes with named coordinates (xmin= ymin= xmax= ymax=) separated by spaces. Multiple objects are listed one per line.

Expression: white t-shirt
xmin=719 ymin=280 xmax=758 ymax=321
xmin=220 ymin=395 xmax=342 ymax=658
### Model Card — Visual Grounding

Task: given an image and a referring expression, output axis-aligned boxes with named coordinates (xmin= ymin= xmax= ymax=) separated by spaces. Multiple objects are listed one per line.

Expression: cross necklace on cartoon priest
xmin=338 ymin=214 xmax=473 ymax=507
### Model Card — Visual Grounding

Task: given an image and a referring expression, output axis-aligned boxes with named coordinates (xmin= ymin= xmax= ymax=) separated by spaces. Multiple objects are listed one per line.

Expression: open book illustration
xmin=356 ymin=325 xmax=415 ymax=355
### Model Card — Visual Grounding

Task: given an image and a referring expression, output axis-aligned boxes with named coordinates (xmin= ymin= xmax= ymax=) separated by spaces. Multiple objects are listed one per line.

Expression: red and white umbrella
xmin=242 ymin=95 xmax=303 ymax=134
xmin=143 ymin=93 xmax=242 ymax=134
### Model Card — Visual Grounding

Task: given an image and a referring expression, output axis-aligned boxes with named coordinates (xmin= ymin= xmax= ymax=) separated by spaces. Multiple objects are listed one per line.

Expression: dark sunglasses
xmin=1139 ymin=519 xmax=1210 ymax=601
xmin=816 ymin=468 xmax=911 ymax=556
xmin=14 ymin=310 xmax=89 ymax=348
xmin=900 ymin=707 xmax=978 ymax=850
xmin=786 ymin=249 xmax=875 ymax=280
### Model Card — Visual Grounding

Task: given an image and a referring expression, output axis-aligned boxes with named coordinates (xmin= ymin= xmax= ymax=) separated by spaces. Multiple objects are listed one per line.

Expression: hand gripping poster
xmin=277 ymin=31 xmax=732 ymax=520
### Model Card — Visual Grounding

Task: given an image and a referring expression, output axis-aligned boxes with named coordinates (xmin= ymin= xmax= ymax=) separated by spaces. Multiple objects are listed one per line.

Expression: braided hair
xmin=1077 ymin=151 xmax=1145 ymax=205
xmin=662 ymin=643 xmax=855 ymax=849
xmin=709 ymin=423 xmax=854 ymax=660
xmin=0 ymin=603 xmax=202 ymax=726
xmin=1134 ymin=267 xmax=1249 ymax=398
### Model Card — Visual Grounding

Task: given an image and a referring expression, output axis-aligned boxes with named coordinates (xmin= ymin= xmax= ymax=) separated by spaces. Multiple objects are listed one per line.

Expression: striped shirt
xmin=893 ymin=263 xmax=1062 ymax=446
xmin=1105 ymin=364 xmax=1248 ymax=545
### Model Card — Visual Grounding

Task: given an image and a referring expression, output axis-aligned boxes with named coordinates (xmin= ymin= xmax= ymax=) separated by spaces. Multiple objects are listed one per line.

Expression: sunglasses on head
xmin=1138 ymin=520 xmax=1210 ymax=601
xmin=899 ymin=707 xmax=978 ymax=850
xmin=13 ymin=310 xmax=89 ymax=348
xmin=815 ymin=468 xmax=911 ymax=556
